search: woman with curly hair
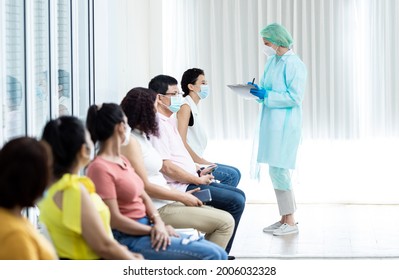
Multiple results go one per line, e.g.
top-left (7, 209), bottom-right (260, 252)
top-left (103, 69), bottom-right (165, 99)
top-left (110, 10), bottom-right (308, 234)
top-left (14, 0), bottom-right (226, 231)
top-left (120, 87), bottom-right (234, 251)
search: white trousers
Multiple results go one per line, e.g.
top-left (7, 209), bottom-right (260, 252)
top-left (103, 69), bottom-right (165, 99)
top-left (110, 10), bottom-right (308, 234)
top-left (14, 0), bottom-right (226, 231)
top-left (274, 189), bottom-right (297, 216)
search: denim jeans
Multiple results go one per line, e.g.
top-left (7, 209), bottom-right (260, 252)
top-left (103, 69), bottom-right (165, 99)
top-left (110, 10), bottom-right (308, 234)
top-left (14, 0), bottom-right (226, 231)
top-left (213, 163), bottom-right (241, 187)
top-left (186, 182), bottom-right (246, 253)
top-left (112, 217), bottom-right (227, 260)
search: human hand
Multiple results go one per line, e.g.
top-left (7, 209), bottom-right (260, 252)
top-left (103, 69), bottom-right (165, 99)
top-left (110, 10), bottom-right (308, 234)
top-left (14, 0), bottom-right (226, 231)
top-left (182, 188), bottom-right (203, 206)
top-left (198, 174), bottom-right (214, 185)
top-left (199, 164), bottom-right (218, 176)
top-left (150, 222), bottom-right (171, 251)
top-left (247, 82), bottom-right (267, 99)
top-left (165, 225), bottom-right (180, 238)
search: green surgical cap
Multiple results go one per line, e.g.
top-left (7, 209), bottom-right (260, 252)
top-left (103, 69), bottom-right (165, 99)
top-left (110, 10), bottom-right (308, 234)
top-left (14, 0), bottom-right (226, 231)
top-left (260, 23), bottom-right (293, 48)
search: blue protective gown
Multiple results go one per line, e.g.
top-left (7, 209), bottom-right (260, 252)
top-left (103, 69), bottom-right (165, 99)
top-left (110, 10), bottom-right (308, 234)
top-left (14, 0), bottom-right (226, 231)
top-left (257, 50), bottom-right (307, 169)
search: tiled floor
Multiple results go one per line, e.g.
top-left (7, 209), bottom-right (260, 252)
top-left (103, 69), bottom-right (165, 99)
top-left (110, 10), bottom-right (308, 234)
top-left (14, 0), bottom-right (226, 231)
top-left (230, 203), bottom-right (399, 259)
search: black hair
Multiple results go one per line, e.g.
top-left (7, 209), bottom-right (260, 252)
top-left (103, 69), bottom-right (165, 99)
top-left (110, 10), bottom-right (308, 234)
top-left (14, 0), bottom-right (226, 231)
top-left (181, 68), bottom-right (204, 97)
top-left (0, 137), bottom-right (52, 209)
top-left (86, 103), bottom-right (125, 144)
top-left (120, 87), bottom-right (159, 137)
top-left (148, 75), bottom-right (178, 95)
top-left (41, 116), bottom-right (86, 179)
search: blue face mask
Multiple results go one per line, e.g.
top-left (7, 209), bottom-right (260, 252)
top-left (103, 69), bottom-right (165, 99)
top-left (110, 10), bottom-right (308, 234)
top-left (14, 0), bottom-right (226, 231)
top-left (168, 95), bottom-right (183, 113)
top-left (198, 85), bottom-right (210, 99)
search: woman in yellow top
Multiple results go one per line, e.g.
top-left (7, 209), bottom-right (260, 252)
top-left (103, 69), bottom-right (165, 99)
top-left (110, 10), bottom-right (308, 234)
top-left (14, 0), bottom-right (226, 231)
top-left (0, 137), bottom-right (57, 260)
top-left (39, 116), bottom-right (142, 260)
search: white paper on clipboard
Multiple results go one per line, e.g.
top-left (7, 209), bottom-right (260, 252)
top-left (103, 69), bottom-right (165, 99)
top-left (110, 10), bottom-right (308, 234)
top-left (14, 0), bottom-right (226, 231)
top-left (227, 84), bottom-right (258, 100)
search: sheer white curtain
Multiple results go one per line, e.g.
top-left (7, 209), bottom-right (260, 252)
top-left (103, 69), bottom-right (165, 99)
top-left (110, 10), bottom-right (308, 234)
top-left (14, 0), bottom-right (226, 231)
top-left (162, 0), bottom-right (399, 204)
top-left (163, 0), bottom-right (261, 140)
top-left (163, 0), bottom-right (399, 140)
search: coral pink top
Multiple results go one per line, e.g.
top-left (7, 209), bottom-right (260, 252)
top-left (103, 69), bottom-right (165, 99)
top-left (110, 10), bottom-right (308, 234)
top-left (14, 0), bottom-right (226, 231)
top-left (87, 155), bottom-right (146, 220)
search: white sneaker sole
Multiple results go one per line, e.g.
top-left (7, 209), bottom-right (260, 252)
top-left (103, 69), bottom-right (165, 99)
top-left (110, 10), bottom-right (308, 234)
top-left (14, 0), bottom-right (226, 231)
top-left (262, 222), bottom-right (283, 233)
top-left (273, 228), bottom-right (299, 236)
top-left (263, 227), bottom-right (280, 233)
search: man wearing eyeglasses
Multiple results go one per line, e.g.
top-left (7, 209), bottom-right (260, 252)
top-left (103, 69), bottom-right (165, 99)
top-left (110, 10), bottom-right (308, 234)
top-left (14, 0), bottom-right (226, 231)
top-left (148, 75), bottom-right (246, 259)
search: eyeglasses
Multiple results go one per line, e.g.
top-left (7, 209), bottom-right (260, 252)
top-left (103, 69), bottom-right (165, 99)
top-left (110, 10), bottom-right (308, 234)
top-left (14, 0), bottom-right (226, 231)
top-left (164, 92), bottom-right (183, 97)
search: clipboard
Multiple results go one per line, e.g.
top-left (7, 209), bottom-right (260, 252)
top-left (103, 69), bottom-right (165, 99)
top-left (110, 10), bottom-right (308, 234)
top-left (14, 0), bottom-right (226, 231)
top-left (227, 84), bottom-right (258, 100)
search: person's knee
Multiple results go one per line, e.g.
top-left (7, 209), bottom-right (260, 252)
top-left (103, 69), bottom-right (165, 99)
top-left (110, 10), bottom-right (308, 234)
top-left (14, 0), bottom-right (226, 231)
top-left (228, 168), bottom-right (241, 184)
top-left (208, 245), bottom-right (228, 260)
top-left (221, 211), bottom-right (235, 231)
top-left (233, 167), bottom-right (241, 178)
top-left (234, 188), bottom-right (246, 202)
top-left (231, 192), bottom-right (246, 211)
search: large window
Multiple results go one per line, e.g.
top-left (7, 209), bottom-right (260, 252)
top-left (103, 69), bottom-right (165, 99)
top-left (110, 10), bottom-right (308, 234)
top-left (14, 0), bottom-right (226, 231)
top-left (31, 0), bottom-right (50, 137)
top-left (76, 0), bottom-right (91, 119)
top-left (0, 0), bottom-right (94, 145)
top-left (2, 0), bottom-right (26, 140)
top-left (56, 0), bottom-right (72, 116)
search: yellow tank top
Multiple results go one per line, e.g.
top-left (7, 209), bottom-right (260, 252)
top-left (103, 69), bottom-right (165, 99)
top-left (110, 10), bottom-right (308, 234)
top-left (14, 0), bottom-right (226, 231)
top-left (38, 174), bottom-right (112, 259)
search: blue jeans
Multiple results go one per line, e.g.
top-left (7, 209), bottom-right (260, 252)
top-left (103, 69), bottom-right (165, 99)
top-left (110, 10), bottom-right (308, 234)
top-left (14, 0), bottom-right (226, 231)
top-left (213, 163), bottom-right (241, 187)
top-left (112, 217), bottom-right (227, 260)
top-left (186, 182), bottom-right (246, 253)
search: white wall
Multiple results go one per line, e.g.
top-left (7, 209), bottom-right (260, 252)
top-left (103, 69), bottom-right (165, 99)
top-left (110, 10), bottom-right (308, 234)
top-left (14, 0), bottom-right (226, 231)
top-left (94, 0), bottom-right (163, 105)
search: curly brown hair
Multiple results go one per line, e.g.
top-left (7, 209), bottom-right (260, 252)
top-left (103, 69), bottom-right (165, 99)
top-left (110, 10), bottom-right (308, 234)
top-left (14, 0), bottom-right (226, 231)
top-left (120, 87), bottom-right (159, 137)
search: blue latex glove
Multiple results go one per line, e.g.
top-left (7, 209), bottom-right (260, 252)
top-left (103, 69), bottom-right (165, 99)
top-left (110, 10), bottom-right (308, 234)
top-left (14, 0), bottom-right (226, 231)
top-left (247, 82), bottom-right (267, 99)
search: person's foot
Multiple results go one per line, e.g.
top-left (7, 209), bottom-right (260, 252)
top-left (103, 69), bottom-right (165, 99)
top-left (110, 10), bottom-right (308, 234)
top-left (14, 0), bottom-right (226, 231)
top-left (262, 221), bottom-right (283, 233)
top-left (272, 223), bottom-right (299, 236)
top-left (228, 255), bottom-right (236, 260)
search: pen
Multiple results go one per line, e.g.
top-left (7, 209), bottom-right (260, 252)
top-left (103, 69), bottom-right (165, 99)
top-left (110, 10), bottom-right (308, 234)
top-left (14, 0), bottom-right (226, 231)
top-left (252, 78), bottom-right (255, 85)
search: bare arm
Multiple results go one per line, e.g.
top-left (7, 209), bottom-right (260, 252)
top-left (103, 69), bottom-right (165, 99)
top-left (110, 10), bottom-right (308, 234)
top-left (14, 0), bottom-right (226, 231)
top-left (79, 186), bottom-right (142, 260)
top-left (161, 159), bottom-right (214, 186)
top-left (102, 197), bottom-right (152, 236)
top-left (176, 104), bottom-right (212, 165)
top-left (121, 136), bottom-right (203, 206)
top-left (141, 191), bottom-right (172, 250)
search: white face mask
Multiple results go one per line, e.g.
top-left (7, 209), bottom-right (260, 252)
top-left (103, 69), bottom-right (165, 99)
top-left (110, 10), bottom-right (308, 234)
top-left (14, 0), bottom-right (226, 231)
top-left (263, 45), bottom-right (276, 56)
top-left (122, 124), bottom-right (131, 146)
top-left (87, 146), bottom-right (95, 161)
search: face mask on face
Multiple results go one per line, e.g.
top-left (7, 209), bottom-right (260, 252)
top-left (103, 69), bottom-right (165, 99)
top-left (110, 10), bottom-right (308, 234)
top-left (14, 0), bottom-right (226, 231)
top-left (122, 124), bottom-right (131, 146)
top-left (168, 95), bottom-right (183, 113)
top-left (263, 45), bottom-right (276, 56)
top-left (198, 85), bottom-right (210, 99)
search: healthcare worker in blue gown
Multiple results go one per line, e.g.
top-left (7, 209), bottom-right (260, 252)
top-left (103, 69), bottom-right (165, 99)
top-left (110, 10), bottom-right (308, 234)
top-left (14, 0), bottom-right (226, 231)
top-left (249, 23), bottom-right (307, 236)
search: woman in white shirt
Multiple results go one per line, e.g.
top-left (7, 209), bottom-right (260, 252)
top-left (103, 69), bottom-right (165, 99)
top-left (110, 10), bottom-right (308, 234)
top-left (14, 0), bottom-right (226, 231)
top-left (120, 87), bottom-right (234, 251)
top-left (177, 68), bottom-right (241, 187)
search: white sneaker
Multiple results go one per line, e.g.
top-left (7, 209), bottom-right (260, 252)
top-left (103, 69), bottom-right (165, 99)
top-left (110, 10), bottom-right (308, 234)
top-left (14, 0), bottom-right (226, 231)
top-left (272, 223), bottom-right (299, 236)
top-left (263, 221), bottom-right (283, 233)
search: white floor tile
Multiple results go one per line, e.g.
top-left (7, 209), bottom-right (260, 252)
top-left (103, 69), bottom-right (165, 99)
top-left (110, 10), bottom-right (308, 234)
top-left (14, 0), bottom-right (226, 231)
top-left (231, 203), bottom-right (399, 259)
